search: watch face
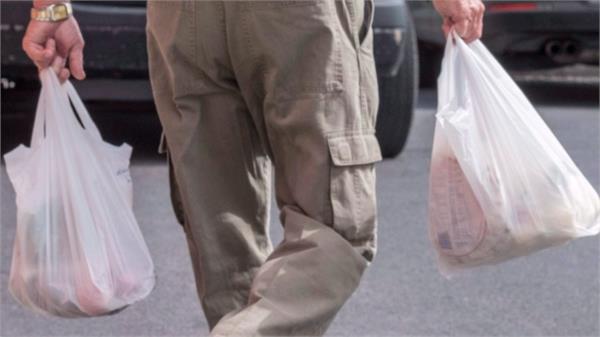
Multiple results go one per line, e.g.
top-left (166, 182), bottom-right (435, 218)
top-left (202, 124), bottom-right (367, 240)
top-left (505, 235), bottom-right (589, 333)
top-left (50, 4), bottom-right (71, 21)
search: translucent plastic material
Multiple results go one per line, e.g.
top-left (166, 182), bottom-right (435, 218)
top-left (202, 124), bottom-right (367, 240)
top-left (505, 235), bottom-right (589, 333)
top-left (4, 69), bottom-right (155, 317)
top-left (428, 32), bottom-right (600, 277)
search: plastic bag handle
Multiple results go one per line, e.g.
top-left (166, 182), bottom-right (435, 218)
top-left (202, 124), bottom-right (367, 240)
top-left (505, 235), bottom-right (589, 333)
top-left (31, 86), bottom-right (47, 146)
top-left (64, 81), bottom-right (103, 141)
top-left (438, 30), bottom-right (459, 108)
top-left (30, 69), bottom-right (102, 146)
top-left (438, 29), bottom-right (472, 112)
top-left (31, 69), bottom-right (67, 145)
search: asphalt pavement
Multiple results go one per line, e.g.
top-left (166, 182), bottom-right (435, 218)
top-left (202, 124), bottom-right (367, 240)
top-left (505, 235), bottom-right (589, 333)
top-left (1, 85), bottom-right (599, 337)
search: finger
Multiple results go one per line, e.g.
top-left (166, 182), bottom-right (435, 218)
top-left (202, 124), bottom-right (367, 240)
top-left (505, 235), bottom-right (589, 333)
top-left (462, 22), bottom-right (476, 43)
top-left (454, 18), bottom-right (470, 39)
top-left (68, 44), bottom-right (86, 80)
top-left (23, 40), bottom-right (52, 70)
top-left (464, 3), bottom-right (485, 43)
top-left (58, 68), bottom-right (71, 83)
top-left (442, 17), bottom-right (452, 38)
top-left (43, 38), bottom-right (56, 61)
top-left (474, 3), bottom-right (485, 39)
top-left (470, 15), bottom-right (483, 42)
top-left (463, 17), bottom-right (480, 43)
top-left (50, 54), bottom-right (66, 76)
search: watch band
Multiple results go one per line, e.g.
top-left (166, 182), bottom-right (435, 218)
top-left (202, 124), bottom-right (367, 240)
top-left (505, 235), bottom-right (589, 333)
top-left (31, 3), bottom-right (72, 22)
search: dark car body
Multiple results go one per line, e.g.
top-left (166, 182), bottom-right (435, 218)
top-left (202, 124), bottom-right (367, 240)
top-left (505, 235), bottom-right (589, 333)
top-left (2, 0), bottom-right (411, 96)
top-left (1, 0), bottom-right (418, 158)
top-left (2, 1), bottom-right (149, 100)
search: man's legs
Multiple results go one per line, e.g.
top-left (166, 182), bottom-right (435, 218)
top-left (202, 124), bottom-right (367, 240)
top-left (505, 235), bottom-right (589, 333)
top-left (146, 1), bottom-right (273, 329)
top-left (211, 1), bottom-right (381, 335)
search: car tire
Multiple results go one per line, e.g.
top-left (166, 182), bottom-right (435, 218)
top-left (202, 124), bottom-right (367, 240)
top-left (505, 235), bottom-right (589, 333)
top-left (375, 16), bottom-right (418, 159)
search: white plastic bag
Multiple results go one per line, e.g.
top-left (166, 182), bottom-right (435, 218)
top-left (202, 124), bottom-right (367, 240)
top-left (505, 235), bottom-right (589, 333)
top-left (428, 32), bottom-right (600, 277)
top-left (4, 69), bottom-right (155, 317)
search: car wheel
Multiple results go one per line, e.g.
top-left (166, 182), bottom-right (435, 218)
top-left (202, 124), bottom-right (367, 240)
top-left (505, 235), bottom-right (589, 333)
top-left (375, 16), bottom-right (418, 159)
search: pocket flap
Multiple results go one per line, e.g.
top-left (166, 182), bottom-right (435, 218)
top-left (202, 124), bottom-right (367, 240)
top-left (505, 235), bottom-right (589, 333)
top-left (328, 134), bottom-right (382, 166)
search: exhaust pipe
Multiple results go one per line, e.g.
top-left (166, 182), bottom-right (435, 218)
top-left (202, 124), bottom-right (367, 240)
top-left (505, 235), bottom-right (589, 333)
top-left (545, 39), bottom-right (580, 64)
top-left (544, 40), bottom-right (562, 58)
top-left (563, 40), bottom-right (579, 56)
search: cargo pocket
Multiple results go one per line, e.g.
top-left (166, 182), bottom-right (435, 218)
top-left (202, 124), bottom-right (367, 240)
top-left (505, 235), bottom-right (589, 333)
top-left (328, 133), bottom-right (382, 253)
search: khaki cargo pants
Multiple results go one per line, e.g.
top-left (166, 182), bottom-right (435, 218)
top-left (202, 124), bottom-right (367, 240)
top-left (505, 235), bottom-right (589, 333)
top-left (146, 0), bottom-right (381, 335)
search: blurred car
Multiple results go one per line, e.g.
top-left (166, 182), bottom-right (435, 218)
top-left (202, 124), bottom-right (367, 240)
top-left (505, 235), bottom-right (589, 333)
top-left (409, 0), bottom-right (600, 86)
top-left (1, 0), bottom-right (419, 158)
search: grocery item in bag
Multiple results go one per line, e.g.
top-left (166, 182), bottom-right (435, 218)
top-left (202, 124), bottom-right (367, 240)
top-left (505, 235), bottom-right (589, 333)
top-left (428, 32), bottom-right (600, 277)
top-left (4, 69), bottom-right (155, 317)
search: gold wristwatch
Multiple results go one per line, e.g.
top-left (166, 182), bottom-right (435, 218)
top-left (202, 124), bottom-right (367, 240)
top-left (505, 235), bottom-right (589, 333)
top-left (31, 2), bottom-right (72, 22)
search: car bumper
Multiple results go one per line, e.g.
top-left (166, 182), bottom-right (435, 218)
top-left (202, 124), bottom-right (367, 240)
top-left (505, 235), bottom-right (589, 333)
top-left (483, 2), bottom-right (599, 65)
top-left (409, 0), bottom-right (599, 69)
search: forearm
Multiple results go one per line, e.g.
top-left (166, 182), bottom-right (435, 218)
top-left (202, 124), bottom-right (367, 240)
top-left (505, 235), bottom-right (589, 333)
top-left (33, 0), bottom-right (69, 9)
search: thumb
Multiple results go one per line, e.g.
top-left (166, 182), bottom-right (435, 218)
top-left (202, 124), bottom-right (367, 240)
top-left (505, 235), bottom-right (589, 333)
top-left (43, 38), bottom-right (56, 61)
top-left (68, 44), bottom-right (86, 80)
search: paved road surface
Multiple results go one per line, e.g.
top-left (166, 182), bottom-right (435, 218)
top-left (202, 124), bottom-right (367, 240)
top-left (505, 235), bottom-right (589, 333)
top-left (1, 85), bottom-right (599, 337)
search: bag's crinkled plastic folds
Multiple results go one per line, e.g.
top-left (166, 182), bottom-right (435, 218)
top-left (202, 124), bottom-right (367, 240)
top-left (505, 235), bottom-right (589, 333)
top-left (4, 69), bottom-right (155, 317)
top-left (428, 32), bottom-right (600, 277)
